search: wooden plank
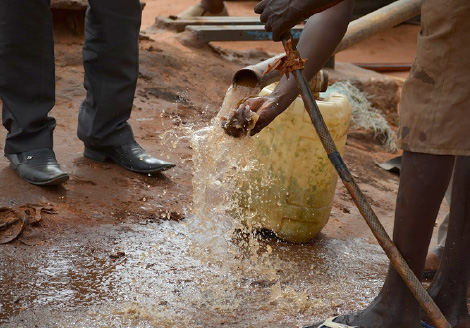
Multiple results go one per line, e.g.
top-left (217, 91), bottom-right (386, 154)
top-left (154, 16), bottom-right (262, 33)
top-left (185, 24), bottom-right (303, 42)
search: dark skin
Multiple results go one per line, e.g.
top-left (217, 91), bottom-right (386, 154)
top-left (255, 0), bottom-right (347, 41)
top-left (427, 156), bottom-right (470, 328)
top-left (223, 0), bottom-right (353, 137)
top-left (227, 1), bottom-right (470, 327)
top-left (309, 153), bottom-right (470, 328)
top-left (305, 152), bottom-right (470, 328)
top-left (201, 0), bottom-right (345, 18)
top-left (200, 0), bottom-right (225, 13)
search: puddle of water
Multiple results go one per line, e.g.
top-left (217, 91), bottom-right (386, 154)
top-left (0, 84), bottom-right (388, 327)
top-left (0, 221), bottom-right (387, 327)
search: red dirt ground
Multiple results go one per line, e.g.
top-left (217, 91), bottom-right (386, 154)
top-left (0, 2), bottom-right (456, 325)
top-left (0, 0), bottom-right (447, 260)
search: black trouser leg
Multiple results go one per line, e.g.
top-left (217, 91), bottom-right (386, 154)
top-left (0, 0), bottom-right (56, 154)
top-left (78, 0), bottom-right (141, 148)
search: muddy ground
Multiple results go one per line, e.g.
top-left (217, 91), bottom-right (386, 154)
top-left (0, 2), bottom-right (452, 327)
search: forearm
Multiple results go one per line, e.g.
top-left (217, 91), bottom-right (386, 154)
top-left (269, 0), bottom-right (353, 112)
top-left (305, 0), bottom-right (348, 18)
top-left (223, 0), bottom-right (353, 137)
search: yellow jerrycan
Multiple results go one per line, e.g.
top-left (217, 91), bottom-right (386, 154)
top-left (235, 74), bottom-right (352, 243)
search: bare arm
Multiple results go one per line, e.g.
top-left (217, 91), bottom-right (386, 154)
top-left (223, 0), bottom-right (353, 137)
top-left (267, 0), bottom-right (353, 118)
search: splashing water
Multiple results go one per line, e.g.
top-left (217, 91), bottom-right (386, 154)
top-left (190, 84), bottom-right (267, 261)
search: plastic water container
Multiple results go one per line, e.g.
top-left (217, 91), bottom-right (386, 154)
top-left (236, 82), bottom-right (352, 243)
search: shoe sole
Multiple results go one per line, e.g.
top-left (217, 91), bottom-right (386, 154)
top-left (24, 174), bottom-right (70, 186)
top-left (84, 147), bottom-right (176, 174)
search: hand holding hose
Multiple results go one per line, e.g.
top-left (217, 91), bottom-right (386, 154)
top-left (255, 0), bottom-right (346, 41)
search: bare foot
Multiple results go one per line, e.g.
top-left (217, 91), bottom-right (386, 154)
top-left (426, 279), bottom-right (470, 328)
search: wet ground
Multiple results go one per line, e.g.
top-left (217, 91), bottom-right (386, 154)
top-left (0, 2), bottom-right (452, 327)
top-left (1, 216), bottom-right (391, 327)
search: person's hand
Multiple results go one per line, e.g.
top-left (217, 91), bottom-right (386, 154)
top-left (222, 96), bottom-right (283, 137)
top-left (254, 0), bottom-right (345, 41)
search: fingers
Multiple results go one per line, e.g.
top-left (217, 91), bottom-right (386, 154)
top-left (254, 0), bottom-right (269, 14)
top-left (244, 97), bottom-right (266, 113)
top-left (255, 0), bottom-right (277, 39)
top-left (259, 10), bottom-right (269, 24)
top-left (259, 13), bottom-right (293, 42)
top-left (222, 97), bottom-right (277, 137)
top-left (271, 25), bottom-right (281, 42)
top-left (273, 18), bottom-right (303, 42)
top-left (221, 121), bottom-right (242, 138)
top-left (222, 104), bottom-right (254, 138)
top-left (231, 106), bottom-right (251, 128)
top-left (254, 0), bottom-right (306, 42)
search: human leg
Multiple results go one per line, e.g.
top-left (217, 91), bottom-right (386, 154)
top-left (0, 0), bottom-right (68, 185)
top-left (78, 0), bottom-right (141, 148)
top-left (0, 0), bottom-right (56, 154)
top-left (79, 0), bottom-right (174, 173)
top-left (426, 156), bottom-right (470, 328)
top-left (308, 151), bottom-right (454, 328)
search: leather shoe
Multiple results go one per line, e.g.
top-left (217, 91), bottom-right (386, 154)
top-left (84, 142), bottom-right (175, 174)
top-left (5, 148), bottom-right (69, 186)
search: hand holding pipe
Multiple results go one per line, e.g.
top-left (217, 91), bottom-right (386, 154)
top-left (279, 31), bottom-right (451, 328)
top-left (255, 0), bottom-right (345, 41)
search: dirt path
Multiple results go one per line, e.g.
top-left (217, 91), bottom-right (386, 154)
top-left (0, 3), bottom-right (451, 327)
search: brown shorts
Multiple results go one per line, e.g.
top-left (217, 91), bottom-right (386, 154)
top-left (397, 0), bottom-right (470, 156)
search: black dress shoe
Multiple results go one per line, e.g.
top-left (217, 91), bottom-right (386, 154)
top-left (84, 142), bottom-right (176, 174)
top-left (5, 148), bottom-right (69, 186)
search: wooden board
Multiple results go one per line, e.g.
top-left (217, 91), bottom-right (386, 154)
top-left (154, 16), bottom-right (262, 33)
top-left (185, 24), bottom-right (303, 42)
